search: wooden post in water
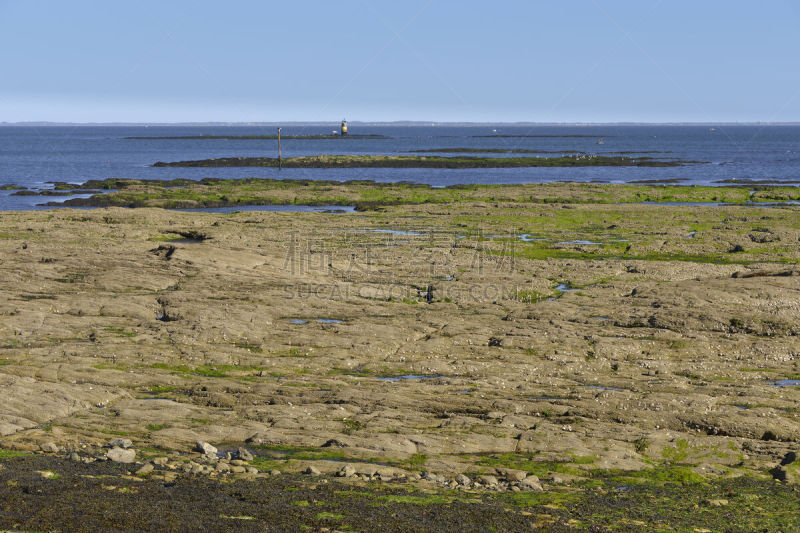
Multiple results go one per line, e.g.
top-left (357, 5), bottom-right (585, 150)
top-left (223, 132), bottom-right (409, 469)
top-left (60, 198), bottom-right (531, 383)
top-left (277, 127), bottom-right (282, 170)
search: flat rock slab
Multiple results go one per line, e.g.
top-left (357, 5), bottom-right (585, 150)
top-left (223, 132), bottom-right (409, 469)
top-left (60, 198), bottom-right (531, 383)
top-left (0, 373), bottom-right (123, 436)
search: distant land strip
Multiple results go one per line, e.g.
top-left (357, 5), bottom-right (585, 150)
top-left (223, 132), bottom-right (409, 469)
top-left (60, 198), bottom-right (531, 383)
top-left (125, 134), bottom-right (390, 140)
top-left (151, 154), bottom-right (696, 169)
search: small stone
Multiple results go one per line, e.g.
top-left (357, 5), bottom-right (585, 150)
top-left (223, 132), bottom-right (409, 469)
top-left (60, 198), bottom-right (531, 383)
top-left (107, 447), bottom-right (136, 464)
top-left (247, 467), bottom-right (259, 475)
top-left (136, 463), bottom-right (154, 476)
top-left (455, 474), bottom-right (471, 486)
top-left (108, 438), bottom-right (132, 449)
top-left (338, 464), bottom-right (356, 477)
top-left (707, 499), bottom-right (729, 507)
top-left (230, 459), bottom-right (248, 467)
top-left (194, 441), bottom-right (217, 456)
top-left (479, 475), bottom-right (499, 486)
top-left (70, 452), bottom-right (81, 462)
top-left (189, 465), bottom-right (203, 474)
top-left (268, 469), bottom-right (281, 476)
top-left (215, 462), bottom-right (230, 473)
top-left (40, 442), bottom-right (60, 454)
top-left (231, 465), bottom-right (246, 474)
top-left (235, 447), bottom-right (254, 461)
top-left (304, 466), bottom-right (321, 476)
top-left (152, 457), bottom-right (169, 466)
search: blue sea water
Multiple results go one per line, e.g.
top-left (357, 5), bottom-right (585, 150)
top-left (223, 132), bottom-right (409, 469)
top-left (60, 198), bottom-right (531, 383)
top-left (1, 124), bottom-right (800, 210)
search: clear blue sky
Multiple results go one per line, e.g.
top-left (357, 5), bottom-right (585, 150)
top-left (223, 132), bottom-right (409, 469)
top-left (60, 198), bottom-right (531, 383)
top-left (2, 0), bottom-right (800, 123)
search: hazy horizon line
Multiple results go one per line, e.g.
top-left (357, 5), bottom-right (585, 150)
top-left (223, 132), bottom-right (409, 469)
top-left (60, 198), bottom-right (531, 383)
top-left (4, 121), bottom-right (800, 127)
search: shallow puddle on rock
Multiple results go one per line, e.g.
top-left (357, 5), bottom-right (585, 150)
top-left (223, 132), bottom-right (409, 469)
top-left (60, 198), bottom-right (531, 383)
top-left (367, 229), bottom-right (422, 236)
top-left (769, 380), bottom-right (800, 387)
top-left (548, 283), bottom-right (581, 302)
top-left (557, 240), bottom-right (602, 245)
top-left (289, 318), bottom-right (343, 324)
top-left (581, 383), bottom-right (623, 391)
top-left (519, 234), bottom-right (547, 242)
top-left (377, 375), bottom-right (446, 382)
top-left (170, 238), bottom-right (205, 244)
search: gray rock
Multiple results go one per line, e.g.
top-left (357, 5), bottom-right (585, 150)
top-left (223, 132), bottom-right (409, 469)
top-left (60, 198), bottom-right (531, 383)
top-left (235, 447), bottom-right (253, 461)
top-left (505, 470), bottom-right (527, 482)
top-left (268, 469), bottom-right (281, 476)
top-left (247, 467), bottom-right (259, 475)
top-left (304, 466), bottom-right (321, 476)
top-left (215, 462), bottom-right (230, 473)
top-left (69, 452), bottom-right (81, 462)
top-left (339, 464), bottom-right (356, 478)
top-left (194, 441), bottom-right (217, 456)
top-left (455, 474), bottom-right (471, 486)
top-left (479, 475), bottom-right (499, 486)
top-left (109, 438), bottom-right (132, 449)
top-left (231, 465), bottom-right (246, 474)
top-left (39, 442), bottom-right (59, 454)
top-left (136, 463), bottom-right (154, 476)
top-left (357, 466), bottom-right (378, 477)
top-left (107, 447), bottom-right (136, 464)
top-left (230, 459), bottom-right (248, 467)
top-left (152, 457), bottom-right (169, 466)
top-left (520, 476), bottom-right (544, 491)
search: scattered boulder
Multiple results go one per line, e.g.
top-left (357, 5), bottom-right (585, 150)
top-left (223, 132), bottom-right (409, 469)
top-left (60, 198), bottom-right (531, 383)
top-left (304, 466), bottom-right (321, 476)
top-left (520, 475), bottom-right (544, 491)
top-left (39, 442), bottom-right (59, 454)
top-left (235, 447), bottom-right (253, 461)
top-left (136, 463), bottom-right (154, 476)
top-left (108, 438), bottom-right (132, 449)
top-left (107, 447), bottom-right (136, 464)
top-left (479, 475), bottom-right (499, 486)
top-left (455, 474), bottom-right (471, 486)
top-left (195, 441), bottom-right (217, 456)
top-left (338, 464), bottom-right (356, 478)
top-left (504, 470), bottom-right (528, 482)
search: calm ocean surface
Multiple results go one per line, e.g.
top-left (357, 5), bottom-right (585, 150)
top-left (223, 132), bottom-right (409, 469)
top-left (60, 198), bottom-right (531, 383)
top-left (1, 124), bottom-right (799, 210)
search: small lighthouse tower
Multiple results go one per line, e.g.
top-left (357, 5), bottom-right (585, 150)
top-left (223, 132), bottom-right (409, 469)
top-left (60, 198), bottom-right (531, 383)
top-left (340, 119), bottom-right (349, 136)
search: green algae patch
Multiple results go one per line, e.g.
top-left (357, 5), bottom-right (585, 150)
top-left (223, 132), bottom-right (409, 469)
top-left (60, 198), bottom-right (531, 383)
top-left (45, 179), bottom-right (798, 210)
top-left (0, 449), bottom-right (28, 459)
